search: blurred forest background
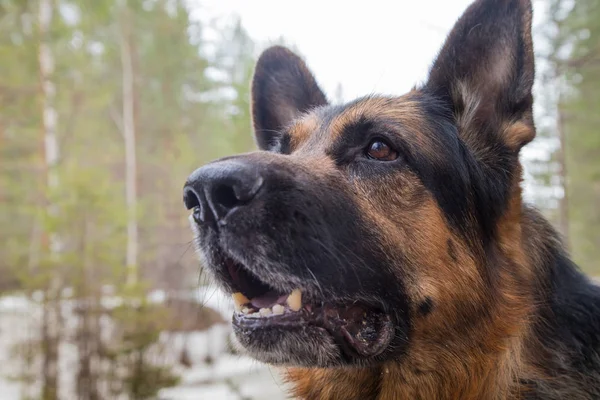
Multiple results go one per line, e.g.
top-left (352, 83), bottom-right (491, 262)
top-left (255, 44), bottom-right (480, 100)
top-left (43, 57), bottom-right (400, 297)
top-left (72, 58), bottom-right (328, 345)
top-left (0, 0), bottom-right (598, 399)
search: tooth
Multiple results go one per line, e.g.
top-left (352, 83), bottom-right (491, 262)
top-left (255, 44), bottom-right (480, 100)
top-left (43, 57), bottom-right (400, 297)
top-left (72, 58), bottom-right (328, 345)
top-left (286, 289), bottom-right (302, 312)
top-left (247, 312), bottom-right (261, 318)
top-left (259, 308), bottom-right (272, 317)
top-left (232, 292), bottom-right (249, 312)
top-left (242, 307), bottom-right (251, 314)
top-left (272, 304), bottom-right (285, 315)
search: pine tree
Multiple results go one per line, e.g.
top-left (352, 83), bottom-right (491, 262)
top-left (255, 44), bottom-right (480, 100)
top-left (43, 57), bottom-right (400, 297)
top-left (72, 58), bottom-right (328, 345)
top-left (561, 0), bottom-right (600, 272)
top-left (534, 0), bottom-right (600, 273)
top-left (0, 0), bottom-right (260, 396)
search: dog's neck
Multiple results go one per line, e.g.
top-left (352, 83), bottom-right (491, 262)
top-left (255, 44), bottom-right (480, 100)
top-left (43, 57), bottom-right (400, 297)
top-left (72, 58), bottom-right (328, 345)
top-left (285, 355), bottom-right (520, 400)
top-left (283, 204), bottom-right (586, 400)
top-left (284, 325), bottom-right (527, 400)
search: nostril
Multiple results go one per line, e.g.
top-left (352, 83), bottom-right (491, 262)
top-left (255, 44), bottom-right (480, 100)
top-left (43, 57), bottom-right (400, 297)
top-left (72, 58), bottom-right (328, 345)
top-left (188, 162), bottom-right (264, 222)
top-left (183, 187), bottom-right (201, 210)
top-left (213, 184), bottom-right (239, 210)
top-left (236, 175), bottom-right (264, 203)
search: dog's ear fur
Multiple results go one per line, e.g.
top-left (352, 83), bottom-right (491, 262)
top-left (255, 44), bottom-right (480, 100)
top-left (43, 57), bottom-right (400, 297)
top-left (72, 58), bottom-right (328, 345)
top-left (425, 0), bottom-right (535, 153)
top-left (251, 46), bottom-right (328, 150)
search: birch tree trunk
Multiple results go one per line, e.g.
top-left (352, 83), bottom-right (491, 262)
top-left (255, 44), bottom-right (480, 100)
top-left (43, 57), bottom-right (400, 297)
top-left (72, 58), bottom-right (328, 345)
top-left (120, 0), bottom-right (139, 286)
top-left (38, 0), bottom-right (61, 398)
top-left (39, 0), bottom-right (60, 215)
top-left (556, 98), bottom-right (570, 250)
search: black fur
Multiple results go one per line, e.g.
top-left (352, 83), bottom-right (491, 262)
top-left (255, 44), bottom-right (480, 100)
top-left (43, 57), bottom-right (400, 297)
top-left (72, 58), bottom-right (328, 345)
top-left (521, 209), bottom-right (600, 398)
top-left (251, 46), bottom-right (328, 151)
top-left (186, 152), bottom-right (412, 366)
top-left (184, 0), bottom-right (600, 396)
top-left (418, 297), bottom-right (434, 317)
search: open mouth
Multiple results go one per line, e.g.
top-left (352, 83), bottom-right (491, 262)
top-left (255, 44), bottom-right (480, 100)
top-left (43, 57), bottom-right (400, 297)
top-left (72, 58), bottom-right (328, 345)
top-left (223, 257), bottom-right (395, 359)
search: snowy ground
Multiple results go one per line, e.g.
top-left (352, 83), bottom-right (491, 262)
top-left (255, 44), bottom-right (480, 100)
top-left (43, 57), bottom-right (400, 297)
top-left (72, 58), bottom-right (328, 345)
top-left (158, 355), bottom-right (289, 400)
top-left (0, 289), bottom-right (289, 399)
top-left (156, 288), bottom-right (290, 399)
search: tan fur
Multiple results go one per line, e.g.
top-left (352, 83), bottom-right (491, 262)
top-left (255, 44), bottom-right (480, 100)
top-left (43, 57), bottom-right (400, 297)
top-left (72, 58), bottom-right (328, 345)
top-left (242, 1), bottom-right (548, 397)
top-left (328, 96), bottom-right (424, 141)
top-left (283, 104), bottom-right (539, 400)
top-left (285, 216), bottom-right (534, 399)
top-left (503, 121), bottom-right (536, 151)
top-left (289, 115), bottom-right (322, 151)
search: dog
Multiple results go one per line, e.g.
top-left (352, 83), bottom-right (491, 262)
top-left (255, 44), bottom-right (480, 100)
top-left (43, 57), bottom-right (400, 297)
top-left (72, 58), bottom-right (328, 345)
top-left (183, 0), bottom-right (600, 398)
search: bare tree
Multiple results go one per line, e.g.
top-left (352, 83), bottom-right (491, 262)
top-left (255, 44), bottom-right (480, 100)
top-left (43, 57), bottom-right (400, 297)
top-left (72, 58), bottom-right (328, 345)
top-left (38, 0), bottom-right (61, 397)
top-left (546, 0), bottom-right (571, 249)
top-left (119, 0), bottom-right (139, 286)
top-left (556, 97), bottom-right (570, 250)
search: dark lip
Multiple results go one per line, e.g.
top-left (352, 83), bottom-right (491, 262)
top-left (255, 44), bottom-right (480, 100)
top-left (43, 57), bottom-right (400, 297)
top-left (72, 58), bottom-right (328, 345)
top-left (233, 300), bottom-right (395, 359)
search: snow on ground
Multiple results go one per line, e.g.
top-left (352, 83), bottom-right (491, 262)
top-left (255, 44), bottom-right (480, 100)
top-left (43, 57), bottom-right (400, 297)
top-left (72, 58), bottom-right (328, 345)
top-left (157, 287), bottom-right (290, 399)
top-left (158, 355), bottom-right (289, 400)
top-left (0, 288), bottom-right (289, 399)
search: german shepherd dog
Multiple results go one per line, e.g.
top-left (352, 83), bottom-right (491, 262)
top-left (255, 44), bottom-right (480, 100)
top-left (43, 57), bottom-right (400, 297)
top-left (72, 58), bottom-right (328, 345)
top-left (183, 0), bottom-right (600, 398)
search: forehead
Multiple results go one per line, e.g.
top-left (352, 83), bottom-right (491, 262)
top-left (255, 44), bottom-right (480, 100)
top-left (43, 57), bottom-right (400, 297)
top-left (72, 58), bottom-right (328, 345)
top-left (282, 92), bottom-right (475, 240)
top-left (286, 94), bottom-right (429, 153)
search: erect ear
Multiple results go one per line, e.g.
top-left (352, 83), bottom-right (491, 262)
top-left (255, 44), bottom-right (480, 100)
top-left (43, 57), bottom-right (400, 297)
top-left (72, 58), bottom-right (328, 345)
top-left (251, 46), bottom-right (328, 150)
top-left (425, 0), bottom-right (535, 153)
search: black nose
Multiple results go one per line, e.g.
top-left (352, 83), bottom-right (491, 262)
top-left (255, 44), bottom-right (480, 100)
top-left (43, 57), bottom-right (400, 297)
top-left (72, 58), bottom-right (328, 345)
top-left (183, 160), bottom-right (264, 224)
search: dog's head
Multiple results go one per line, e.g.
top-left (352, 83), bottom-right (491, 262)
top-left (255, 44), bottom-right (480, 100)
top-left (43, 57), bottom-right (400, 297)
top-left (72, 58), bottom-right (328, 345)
top-left (184, 0), bottom-right (535, 368)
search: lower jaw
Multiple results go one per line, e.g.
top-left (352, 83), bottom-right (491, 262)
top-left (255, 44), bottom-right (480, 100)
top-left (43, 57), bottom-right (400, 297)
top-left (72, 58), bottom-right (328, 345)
top-left (233, 323), bottom-right (343, 367)
top-left (231, 304), bottom-right (395, 361)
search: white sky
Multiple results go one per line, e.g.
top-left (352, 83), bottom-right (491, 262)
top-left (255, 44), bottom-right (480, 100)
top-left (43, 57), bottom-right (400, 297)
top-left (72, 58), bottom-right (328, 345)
top-left (192, 0), bottom-right (552, 202)
top-left (195, 0), bottom-right (545, 102)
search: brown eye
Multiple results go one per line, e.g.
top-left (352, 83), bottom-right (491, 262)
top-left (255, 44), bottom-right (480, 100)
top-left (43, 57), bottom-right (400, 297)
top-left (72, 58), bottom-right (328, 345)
top-left (366, 140), bottom-right (398, 161)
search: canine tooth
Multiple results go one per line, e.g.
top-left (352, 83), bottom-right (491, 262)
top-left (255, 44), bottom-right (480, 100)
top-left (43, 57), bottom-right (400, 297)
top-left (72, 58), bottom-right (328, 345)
top-left (272, 304), bottom-right (285, 315)
top-left (259, 308), bottom-right (272, 317)
top-left (232, 292), bottom-right (249, 311)
top-left (242, 307), bottom-right (251, 314)
top-left (286, 289), bottom-right (302, 312)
